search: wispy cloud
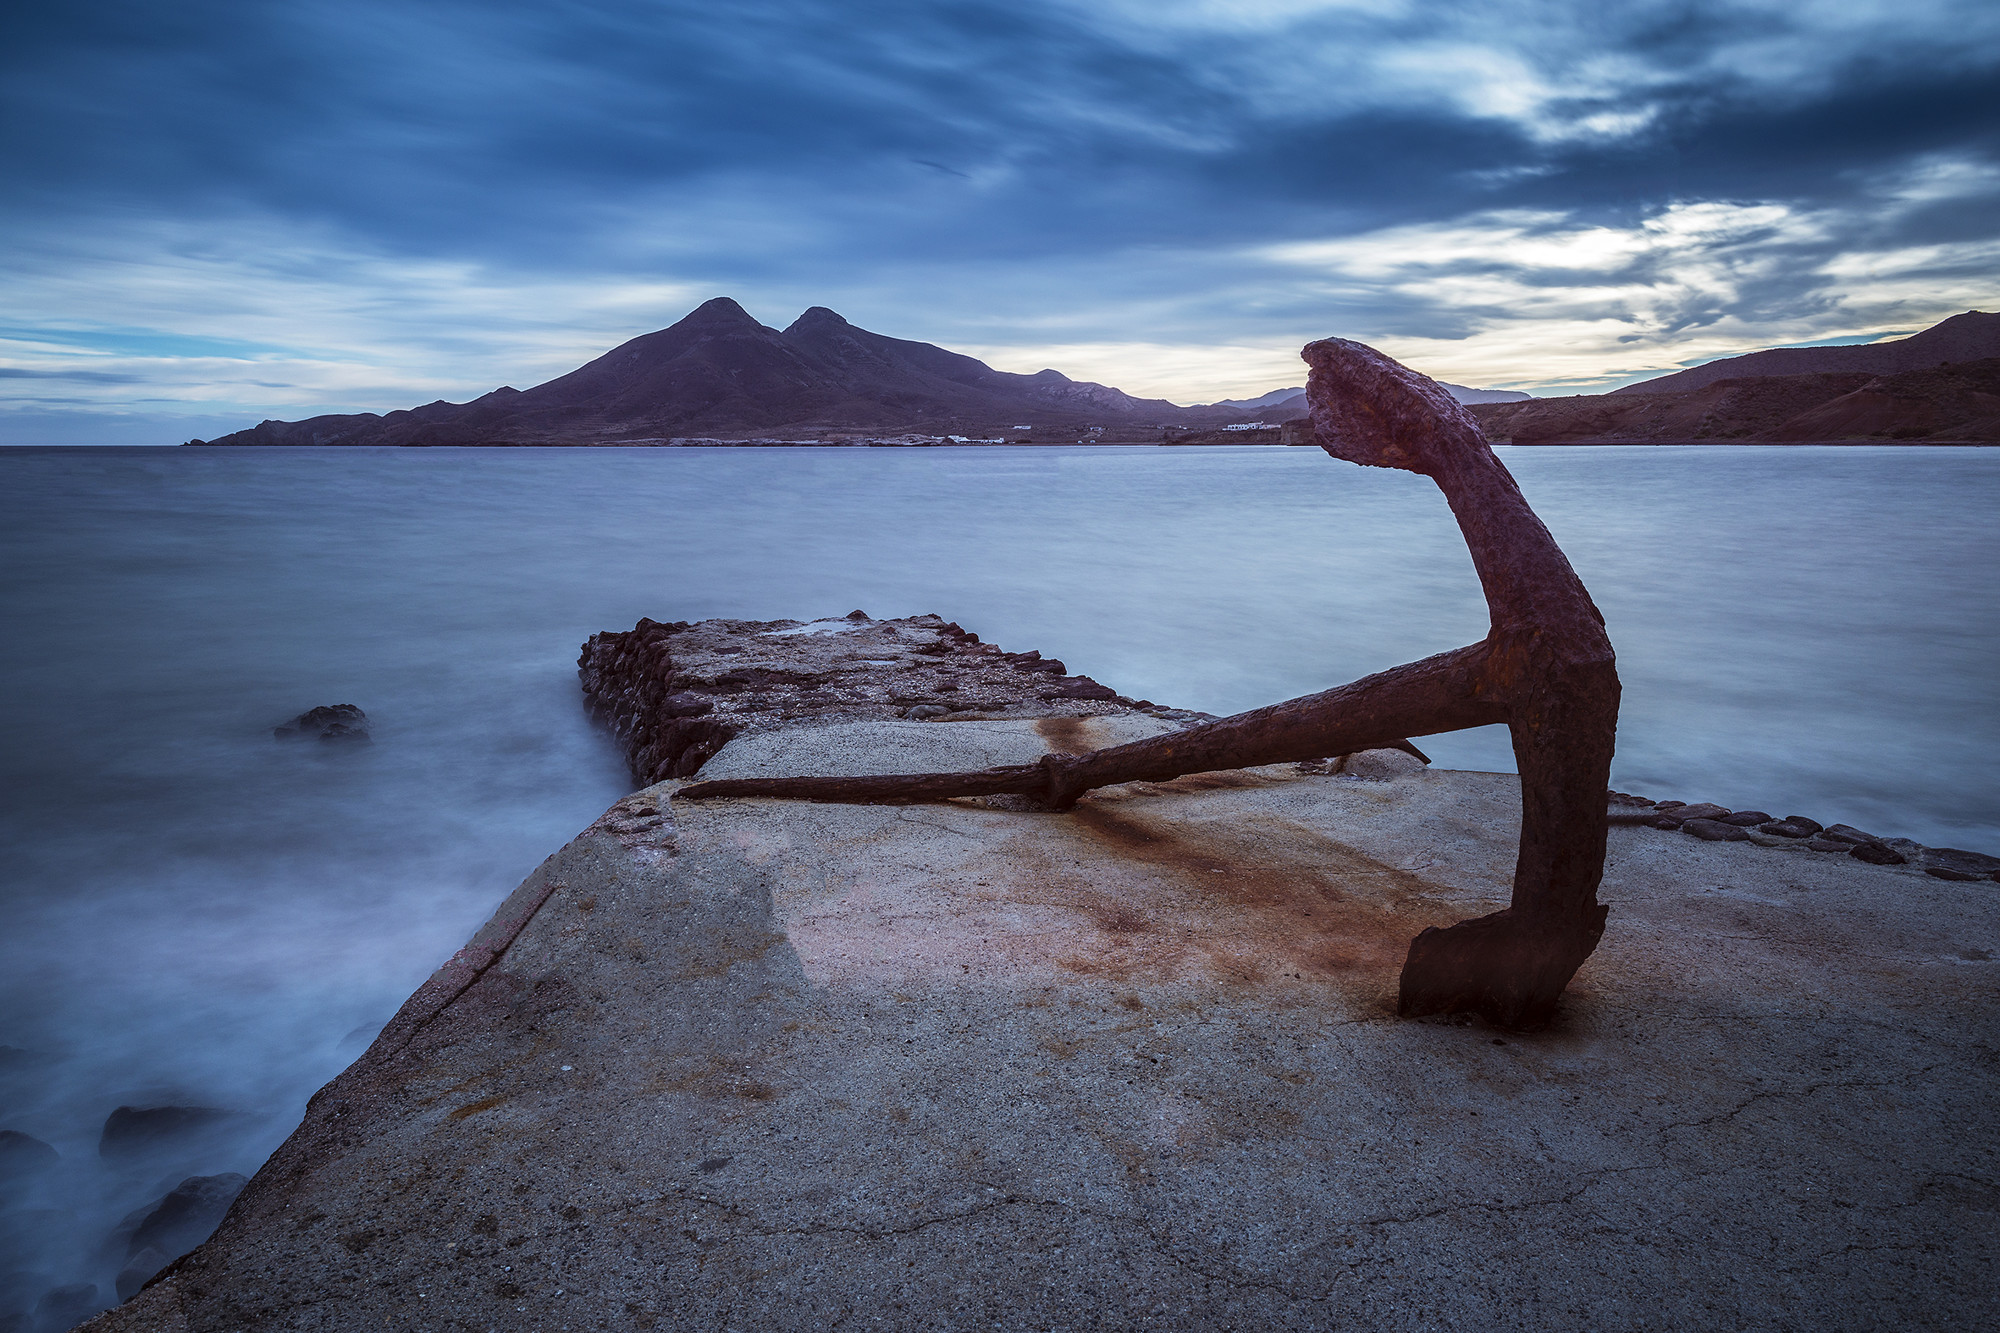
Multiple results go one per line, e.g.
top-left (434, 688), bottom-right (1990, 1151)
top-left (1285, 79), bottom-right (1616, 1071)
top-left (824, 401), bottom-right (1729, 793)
top-left (0, 367), bottom-right (146, 384)
top-left (1, 0), bottom-right (1996, 438)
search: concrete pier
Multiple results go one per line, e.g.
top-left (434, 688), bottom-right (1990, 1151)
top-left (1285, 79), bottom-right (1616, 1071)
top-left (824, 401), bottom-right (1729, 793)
top-left (88, 711), bottom-right (1996, 1330)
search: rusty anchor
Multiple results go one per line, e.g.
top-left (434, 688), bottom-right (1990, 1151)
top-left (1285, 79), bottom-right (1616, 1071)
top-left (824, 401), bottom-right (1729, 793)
top-left (682, 337), bottom-right (1620, 1028)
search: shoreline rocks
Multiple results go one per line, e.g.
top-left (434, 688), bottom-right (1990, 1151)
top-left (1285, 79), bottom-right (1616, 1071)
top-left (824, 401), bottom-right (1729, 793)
top-left (1609, 791), bottom-right (1995, 877)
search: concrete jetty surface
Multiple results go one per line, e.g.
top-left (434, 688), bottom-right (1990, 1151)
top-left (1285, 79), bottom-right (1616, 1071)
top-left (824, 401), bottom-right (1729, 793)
top-left (85, 712), bottom-right (1996, 1330)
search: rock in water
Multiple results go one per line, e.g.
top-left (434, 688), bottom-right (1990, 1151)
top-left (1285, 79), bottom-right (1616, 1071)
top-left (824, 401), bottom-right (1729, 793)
top-left (97, 1106), bottom-right (238, 1160)
top-left (127, 1173), bottom-right (248, 1259)
top-left (0, 1045), bottom-right (48, 1073)
top-left (114, 1249), bottom-right (168, 1304)
top-left (31, 1283), bottom-right (100, 1330)
top-left (273, 704), bottom-right (370, 743)
top-left (113, 1174), bottom-right (248, 1299)
top-left (0, 1130), bottom-right (58, 1181)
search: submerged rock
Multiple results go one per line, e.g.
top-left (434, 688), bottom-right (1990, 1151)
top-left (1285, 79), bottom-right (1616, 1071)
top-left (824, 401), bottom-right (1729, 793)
top-left (0, 1048), bottom-right (50, 1075)
top-left (126, 1174), bottom-right (247, 1261)
top-left (0, 1268), bottom-right (50, 1316)
top-left (31, 1283), bottom-right (99, 1331)
top-left (0, 1132), bottom-right (57, 1182)
top-left (97, 1106), bottom-right (237, 1161)
top-left (108, 1174), bottom-right (247, 1301)
top-left (273, 704), bottom-right (370, 743)
top-left (113, 1249), bottom-right (166, 1304)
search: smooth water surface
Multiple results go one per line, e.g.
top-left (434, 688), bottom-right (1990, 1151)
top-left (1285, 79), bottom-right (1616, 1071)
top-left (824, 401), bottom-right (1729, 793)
top-left (1, 443), bottom-right (1996, 1312)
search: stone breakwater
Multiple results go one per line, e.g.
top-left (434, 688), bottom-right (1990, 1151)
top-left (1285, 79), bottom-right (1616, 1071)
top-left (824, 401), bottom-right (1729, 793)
top-left (1607, 791), bottom-right (2000, 881)
top-left (577, 611), bottom-right (1211, 785)
top-left (578, 611), bottom-right (2000, 881)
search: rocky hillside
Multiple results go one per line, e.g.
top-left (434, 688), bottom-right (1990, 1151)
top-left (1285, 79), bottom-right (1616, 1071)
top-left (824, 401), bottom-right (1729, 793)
top-left (200, 299), bottom-right (1259, 446)
top-left (1613, 310), bottom-right (2000, 395)
top-left (1767, 357), bottom-right (2000, 441)
top-left (1472, 357), bottom-right (2000, 444)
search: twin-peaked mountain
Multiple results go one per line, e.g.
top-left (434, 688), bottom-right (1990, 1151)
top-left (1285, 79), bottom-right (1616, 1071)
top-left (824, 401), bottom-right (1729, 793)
top-left (205, 298), bottom-right (1261, 446)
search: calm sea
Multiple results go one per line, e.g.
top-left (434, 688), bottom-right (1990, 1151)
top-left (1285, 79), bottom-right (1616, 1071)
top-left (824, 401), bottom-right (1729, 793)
top-left (1, 443), bottom-right (1996, 1312)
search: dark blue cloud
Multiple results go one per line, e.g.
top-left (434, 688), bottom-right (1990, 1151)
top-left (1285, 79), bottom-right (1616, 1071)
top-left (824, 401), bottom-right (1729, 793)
top-left (5, 0), bottom-right (1996, 266)
top-left (3, 0), bottom-right (1998, 436)
top-left (1502, 63), bottom-right (2000, 214)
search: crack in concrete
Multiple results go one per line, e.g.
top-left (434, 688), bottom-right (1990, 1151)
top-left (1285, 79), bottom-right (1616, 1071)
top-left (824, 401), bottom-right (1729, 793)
top-left (894, 808), bottom-right (988, 841)
top-left (1649, 1060), bottom-right (1951, 1139)
top-left (619, 1182), bottom-right (1326, 1306)
top-left (372, 875), bottom-right (568, 1059)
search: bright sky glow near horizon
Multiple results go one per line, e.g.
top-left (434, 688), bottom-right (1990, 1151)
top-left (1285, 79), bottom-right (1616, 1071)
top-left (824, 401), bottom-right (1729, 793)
top-left (3, 0), bottom-right (1998, 443)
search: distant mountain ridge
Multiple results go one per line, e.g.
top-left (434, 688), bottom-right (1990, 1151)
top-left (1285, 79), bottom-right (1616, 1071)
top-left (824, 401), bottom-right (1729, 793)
top-left (1459, 311), bottom-right (2000, 444)
top-left (1439, 383), bottom-right (1533, 405)
top-left (205, 299), bottom-right (1280, 446)
top-left (1471, 356), bottom-right (2000, 444)
top-left (1209, 387), bottom-right (1309, 411)
top-left (1614, 311), bottom-right (2000, 395)
top-left (1211, 382), bottom-right (1528, 413)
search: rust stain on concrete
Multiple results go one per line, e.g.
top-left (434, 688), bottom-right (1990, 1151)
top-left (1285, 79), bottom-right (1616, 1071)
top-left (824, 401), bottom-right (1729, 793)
top-left (1032, 800), bottom-right (1466, 1007)
top-left (447, 1094), bottom-right (508, 1122)
top-left (1033, 715), bottom-right (1095, 754)
top-left (778, 778), bottom-right (1474, 1012)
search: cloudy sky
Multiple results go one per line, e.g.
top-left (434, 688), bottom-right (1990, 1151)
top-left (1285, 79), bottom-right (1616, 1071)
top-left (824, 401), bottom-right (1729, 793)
top-left (4, 0), bottom-right (1998, 442)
